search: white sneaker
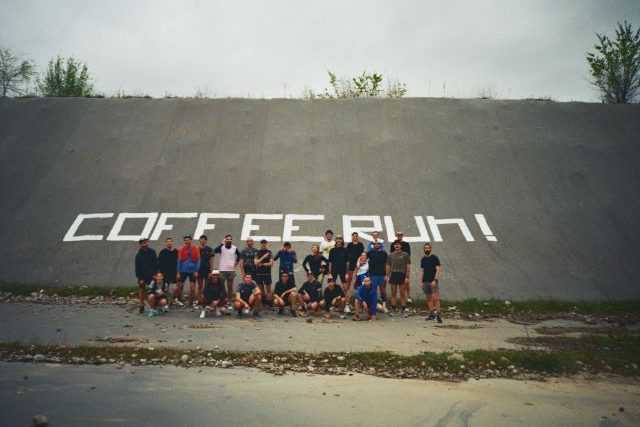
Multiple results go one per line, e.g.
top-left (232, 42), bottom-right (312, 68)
top-left (242, 308), bottom-right (250, 315)
top-left (175, 300), bottom-right (184, 307)
top-left (377, 303), bottom-right (384, 312)
top-left (382, 303), bottom-right (389, 314)
top-left (407, 298), bottom-right (413, 305)
top-left (344, 305), bottom-right (351, 314)
top-left (199, 310), bottom-right (206, 319)
top-left (215, 307), bottom-right (222, 317)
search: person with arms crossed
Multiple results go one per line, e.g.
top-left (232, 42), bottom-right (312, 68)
top-left (387, 241), bottom-right (411, 313)
top-left (214, 234), bottom-right (241, 307)
top-left (273, 271), bottom-right (299, 317)
top-left (135, 238), bottom-right (158, 314)
top-left (234, 274), bottom-right (262, 317)
top-left (421, 243), bottom-right (442, 323)
top-left (175, 235), bottom-right (200, 306)
top-left (254, 239), bottom-right (274, 304)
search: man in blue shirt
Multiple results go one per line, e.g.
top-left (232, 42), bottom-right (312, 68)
top-left (274, 241), bottom-right (298, 284)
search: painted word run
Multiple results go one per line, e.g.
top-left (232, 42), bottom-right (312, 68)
top-left (63, 213), bottom-right (498, 243)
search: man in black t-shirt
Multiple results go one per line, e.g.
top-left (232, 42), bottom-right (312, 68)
top-left (390, 232), bottom-right (413, 303)
top-left (367, 241), bottom-right (388, 313)
top-left (135, 238), bottom-right (158, 314)
top-left (328, 236), bottom-right (348, 286)
top-left (420, 243), bottom-right (442, 323)
top-left (321, 276), bottom-right (346, 317)
top-left (345, 232), bottom-right (365, 295)
top-left (299, 272), bottom-right (322, 315)
top-left (200, 270), bottom-right (227, 318)
top-left (254, 239), bottom-right (274, 303)
top-left (197, 235), bottom-right (214, 306)
top-left (273, 271), bottom-right (298, 316)
top-left (158, 238), bottom-right (178, 296)
top-left (234, 274), bottom-right (262, 317)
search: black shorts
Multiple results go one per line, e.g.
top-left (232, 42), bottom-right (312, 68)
top-left (276, 292), bottom-right (293, 305)
top-left (389, 272), bottom-right (406, 285)
top-left (179, 272), bottom-right (196, 283)
top-left (332, 271), bottom-right (347, 283)
top-left (422, 280), bottom-right (439, 295)
top-left (204, 292), bottom-right (226, 305)
top-left (255, 273), bottom-right (272, 286)
top-left (198, 269), bottom-right (210, 279)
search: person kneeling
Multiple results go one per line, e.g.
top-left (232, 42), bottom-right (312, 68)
top-left (147, 272), bottom-right (169, 317)
top-left (321, 276), bottom-right (346, 318)
top-left (234, 274), bottom-right (262, 317)
top-left (273, 271), bottom-right (299, 317)
top-left (200, 270), bottom-right (227, 319)
top-left (354, 277), bottom-right (377, 321)
top-left (298, 272), bottom-right (322, 316)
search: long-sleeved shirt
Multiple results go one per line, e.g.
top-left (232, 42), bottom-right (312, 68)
top-left (158, 248), bottom-right (178, 281)
top-left (302, 254), bottom-right (328, 275)
top-left (135, 248), bottom-right (158, 281)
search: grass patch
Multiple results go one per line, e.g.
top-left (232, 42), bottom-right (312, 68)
top-left (1, 339), bottom-right (638, 379)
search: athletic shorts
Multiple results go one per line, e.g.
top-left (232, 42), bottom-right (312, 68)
top-left (255, 273), bottom-right (272, 286)
top-left (220, 271), bottom-right (236, 282)
top-left (276, 292), bottom-right (293, 305)
top-left (347, 262), bottom-right (358, 272)
top-left (332, 271), bottom-right (347, 284)
top-left (422, 280), bottom-right (439, 295)
top-left (389, 272), bottom-right (406, 285)
top-left (179, 272), bottom-right (196, 283)
top-left (204, 293), bottom-right (226, 306)
top-left (355, 273), bottom-right (368, 288)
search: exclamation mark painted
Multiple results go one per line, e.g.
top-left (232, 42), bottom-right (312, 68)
top-left (474, 214), bottom-right (498, 242)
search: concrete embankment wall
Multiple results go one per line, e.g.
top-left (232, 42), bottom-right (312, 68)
top-left (1, 98), bottom-right (639, 300)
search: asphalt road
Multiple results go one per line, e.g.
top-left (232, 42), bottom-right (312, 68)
top-left (1, 362), bottom-right (637, 427)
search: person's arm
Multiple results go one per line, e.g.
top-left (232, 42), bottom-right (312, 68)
top-left (265, 251), bottom-right (274, 267)
top-left (239, 253), bottom-right (246, 276)
top-left (302, 255), bottom-right (311, 273)
top-left (234, 248), bottom-right (241, 268)
top-left (273, 250), bottom-right (281, 261)
top-left (292, 251), bottom-right (298, 264)
top-left (328, 250), bottom-right (334, 275)
top-left (135, 253), bottom-right (142, 280)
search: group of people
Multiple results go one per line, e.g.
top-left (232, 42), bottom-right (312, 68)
top-left (134, 230), bottom-right (442, 322)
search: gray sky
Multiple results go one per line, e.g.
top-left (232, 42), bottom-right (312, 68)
top-left (1, 0), bottom-right (639, 101)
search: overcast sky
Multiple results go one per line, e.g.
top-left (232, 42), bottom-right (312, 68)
top-left (1, 0), bottom-right (639, 101)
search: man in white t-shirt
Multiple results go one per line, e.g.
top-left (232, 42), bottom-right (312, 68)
top-left (319, 229), bottom-right (336, 259)
top-left (214, 234), bottom-right (241, 302)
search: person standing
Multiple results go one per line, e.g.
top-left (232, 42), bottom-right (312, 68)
top-left (158, 237), bottom-right (178, 297)
top-left (196, 235), bottom-right (213, 305)
top-left (345, 232), bottom-right (365, 295)
top-left (239, 238), bottom-right (258, 281)
top-left (214, 234), bottom-right (241, 306)
top-left (319, 229), bottom-right (336, 260)
top-left (390, 231), bottom-right (412, 303)
top-left (328, 236), bottom-right (348, 287)
top-left (135, 238), bottom-right (158, 314)
top-left (421, 243), bottom-right (442, 323)
top-left (387, 241), bottom-right (411, 313)
top-left (366, 230), bottom-right (385, 252)
top-left (175, 235), bottom-right (200, 306)
top-left (366, 241), bottom-right (388, 314)
top-left (254, 239), bottom-right (274, 303)
top-left (274, 241), bottom-right (298, 284)
top-left (302, 244), bottom-right (328, 285)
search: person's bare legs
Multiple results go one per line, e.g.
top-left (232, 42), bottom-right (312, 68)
top-left (400, 283), bottom-right (408, 308)
top-left (390, 284), bottom-right (399, 309)
top-left (137, 280), bottom-right (145, 311)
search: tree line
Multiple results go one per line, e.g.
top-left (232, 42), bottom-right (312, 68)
top-left (1, 20), bottom-right (638, 102)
